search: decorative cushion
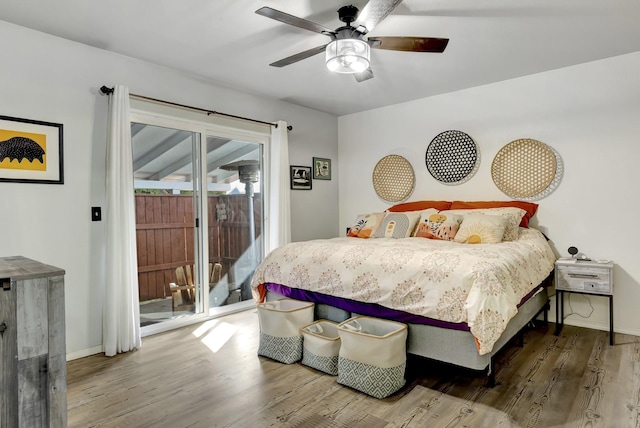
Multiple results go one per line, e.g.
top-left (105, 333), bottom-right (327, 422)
top-left (387, 200), bottom-right (452, 212)
top-left (449, 200), bottom-right (538, 227)
top-left (413, 209), bottom-right (463, 241)
top-left (443, 207), bottom-right (527, 241)
top-left (374, 212), bottom-right (421, 238)
top-left (347, 212), bottom-right (386, 238)
top-left (453, 214), bottom-right (509, 244)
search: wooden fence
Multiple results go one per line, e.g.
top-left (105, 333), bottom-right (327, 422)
top-left (135, 193), bottom-right (262, 302)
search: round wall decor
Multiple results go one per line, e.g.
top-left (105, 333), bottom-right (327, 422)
top-left (491, 138), bottom-right (557, 200)
top-left (372, 154), bottom-right (415, 202)
top-left (520, 145), bottom-right (564, 201)
top-left (425, 130), bottom-right (479, 185)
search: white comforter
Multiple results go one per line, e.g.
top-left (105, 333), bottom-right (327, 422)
top-left (251, 228), bottom-right (556, 355)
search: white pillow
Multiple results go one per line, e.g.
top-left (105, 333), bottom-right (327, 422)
top-left (443, 207), bottom-right (527, 241)
top-left (454, 214), bottom-right (509, 244)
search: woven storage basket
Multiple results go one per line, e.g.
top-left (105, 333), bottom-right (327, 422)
top-left (301, 320), bottom-right (341, 375)
top-left (491, 139), bottom-right (557, 199)
top-left (337, 316), bottom-right (408, 398)
top-left (257, 298), bottom-right (314, 364)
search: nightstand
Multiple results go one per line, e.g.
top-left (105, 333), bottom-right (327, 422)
top-left (554, 258), bottom-right (614, 345)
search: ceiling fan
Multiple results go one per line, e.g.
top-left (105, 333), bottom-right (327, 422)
top-left (255, 0), bottom-right (449, 82)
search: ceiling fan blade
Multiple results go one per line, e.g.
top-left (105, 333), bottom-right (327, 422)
top-left (368, 36), bottom-right (449, 53)
top-left (354, 68), bottom-right (374, 83)
top-left (269, 45), bottom-right (328, 68)
top-left (256, 7), bottom-right (333, 35)
top-left (354, 0), bottom-right (403, 33)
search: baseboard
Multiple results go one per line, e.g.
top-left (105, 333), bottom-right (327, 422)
top-left (65, 302), bottom-right (257, 361)
top-left (548, 295), bottom-right (640, 337)
top-left (66, 345), bottom-right (103, 361)
top-left (554, 317), bottom-right (640, 338)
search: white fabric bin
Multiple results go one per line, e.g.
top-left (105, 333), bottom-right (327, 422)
top-left (301, 320), bottom-right (341, 375)
top-left (257, 298), bottom-right (314, 364)
top-left (337, 316), bottom-right (408, 398)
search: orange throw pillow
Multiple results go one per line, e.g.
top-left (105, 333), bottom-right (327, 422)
top-left (387, 200), bottom-right (452, 213)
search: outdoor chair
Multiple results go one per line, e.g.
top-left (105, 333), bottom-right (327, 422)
top-left (170, 262), bottom-right (222, 312)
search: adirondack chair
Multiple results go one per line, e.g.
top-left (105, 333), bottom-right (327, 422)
top-left (170, 262), bottom-right (222, 312)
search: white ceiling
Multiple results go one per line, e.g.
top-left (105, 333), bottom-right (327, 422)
top-left (1, 0), bottom-right (639, 116)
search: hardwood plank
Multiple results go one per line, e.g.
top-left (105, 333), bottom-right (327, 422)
top-left (67, 311), bottom-right (640, 428)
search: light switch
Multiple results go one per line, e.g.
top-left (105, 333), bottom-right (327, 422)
top-left (92, 207), bottom-right (102, 221)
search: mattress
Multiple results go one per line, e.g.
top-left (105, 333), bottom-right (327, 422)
top-left (251, 227), bottom-right (556, 355)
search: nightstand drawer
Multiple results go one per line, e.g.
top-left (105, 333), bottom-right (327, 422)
top-left (556, 265), bottom-right (612, 294)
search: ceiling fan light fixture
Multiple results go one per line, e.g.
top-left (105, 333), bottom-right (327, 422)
top-left (325, 39), bottom-right (370, 74)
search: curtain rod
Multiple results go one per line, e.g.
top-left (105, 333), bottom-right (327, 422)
top-left (99, 86), bottom-right (292, 131)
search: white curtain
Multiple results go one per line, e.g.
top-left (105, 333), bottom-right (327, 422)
top-left (103, 85), bottom-right (141, 356)
top-left (268, 120), bottom-right (291, 251)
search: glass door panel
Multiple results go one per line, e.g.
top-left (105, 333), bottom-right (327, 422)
top-left (204, 135), bottom-right (264, 312)
top-left (131, 122), bottom-right (204, 328)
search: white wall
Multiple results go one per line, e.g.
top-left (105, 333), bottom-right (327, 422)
top-left (0, 21), bottom-right (338, 358)
top-left (339, 52), bottom-right (640, 335)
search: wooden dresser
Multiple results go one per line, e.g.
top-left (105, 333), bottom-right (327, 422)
top-left (0, 256), bottom-right (66, 427)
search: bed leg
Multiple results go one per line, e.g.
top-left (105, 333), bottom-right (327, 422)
top-left (544, 299), bottom-right (550, 324)
top-left (486, 358), bottom-right (496, 388)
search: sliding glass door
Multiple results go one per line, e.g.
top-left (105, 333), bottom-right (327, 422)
top-left (129, 111), bottom-right (266, 334)
top-left (131, 122), bottom-right (204, 329)
top-left (204, 135), bottom-right (263, 314)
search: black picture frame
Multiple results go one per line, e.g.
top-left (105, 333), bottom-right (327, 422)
top-left (0, 115), bottom-right (64, 184)
top-left (313, 157), bottom-right (331, 180)
top-left (290, 165), bottom-right (312, 190)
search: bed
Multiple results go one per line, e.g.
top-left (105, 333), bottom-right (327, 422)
top-left (250, 201), bottom-right (557, 384)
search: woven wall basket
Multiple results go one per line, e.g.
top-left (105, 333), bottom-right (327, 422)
top-left (372, 154), bottom-right (415, 202)
top-left (425, 130), bottom-right (480, 185)
top-left (491, 138), bottom-right (558, 200)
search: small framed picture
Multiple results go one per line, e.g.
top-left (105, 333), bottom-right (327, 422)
top-left (290, 165), bottom-right (312, 190)
top-left (313, 157), bottom-right (331, 180)
top-left (0, 115), bottom-right (64, 184)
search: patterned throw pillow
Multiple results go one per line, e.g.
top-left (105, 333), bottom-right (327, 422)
top-left (443, 207), bottom-right (527, 241)
top-left (453, 214), bottom-right (509, 244)
top-left (347, 212), bottom-right (386, 238)
top-left (413, 210), bottom-right (463, 241)
top-left (373, 212), bottom-right (421, 238)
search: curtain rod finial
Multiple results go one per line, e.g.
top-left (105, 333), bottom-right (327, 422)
top-left (275, 123), bottom-right (293, 131)
top-left (100, 85), bottom-right (114, 95)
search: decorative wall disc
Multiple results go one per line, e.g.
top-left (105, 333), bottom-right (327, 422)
top-left (425, 130), bottom-right (479, 185)
top-left (519, 145), bottom-right (564, 201)
top-left (372, 154), bottom-right (415, 202)
top-left (491, 138), bottom-right (557, 200)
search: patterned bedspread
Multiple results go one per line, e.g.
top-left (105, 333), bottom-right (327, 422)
top-left (251, 228), bottom-right (556, 355)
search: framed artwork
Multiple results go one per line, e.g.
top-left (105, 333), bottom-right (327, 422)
top-left (290, 165), bottom-right (312, 190)
top-left (313, 157), bottom-right (331, 180)
top-left (0, 115), bottom-right (64, 184)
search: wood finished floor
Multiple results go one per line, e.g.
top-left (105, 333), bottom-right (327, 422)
top-left (67, 309), bottom-right (640, 428)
